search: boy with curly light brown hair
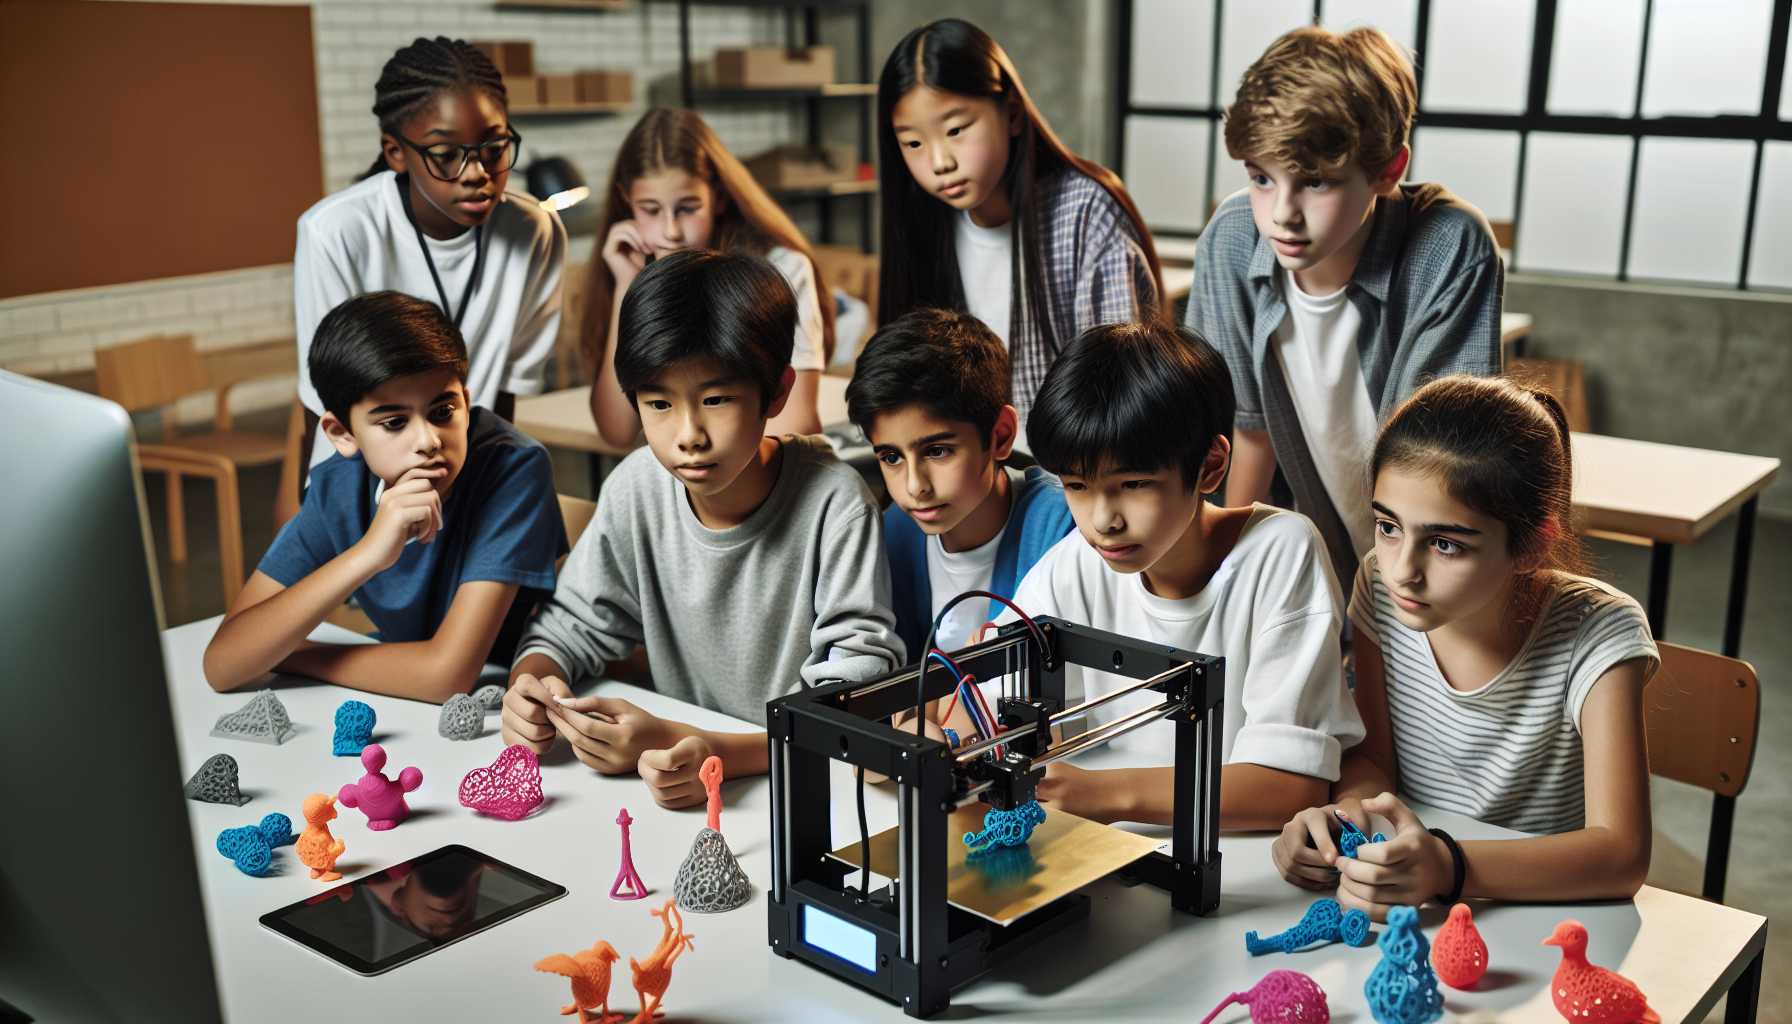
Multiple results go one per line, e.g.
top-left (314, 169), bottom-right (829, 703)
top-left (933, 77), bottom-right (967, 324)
top-left (1186, 25), bottom-right (1503, 592)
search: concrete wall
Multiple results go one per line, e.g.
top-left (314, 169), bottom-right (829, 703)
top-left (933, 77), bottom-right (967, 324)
top-left (1507, 275), bottom-right (1792, 519)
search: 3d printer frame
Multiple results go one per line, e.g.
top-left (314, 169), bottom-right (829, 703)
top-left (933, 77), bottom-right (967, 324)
top-left (765, 615), bottom-right (1224, 1018)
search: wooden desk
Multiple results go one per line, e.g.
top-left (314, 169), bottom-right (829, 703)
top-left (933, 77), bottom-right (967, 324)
top-left (161, 616), bottom-right (1767, 1023)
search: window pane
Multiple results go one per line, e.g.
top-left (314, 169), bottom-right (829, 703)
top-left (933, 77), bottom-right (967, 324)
top-left (1131, 0), bottom-right (1214, 108)
top-left (1516, 134), bottom-right (1631, 276)
top-left (1124, 115), bottom-right (1214, 233)
top-left (1217, 0), bottom-right (1311, 105)
top-left (1639, 0), bottom-right (1770, 117)
top-left (1783, 15), bottom-right (1792, 119)
top-left (1627, 139), bottom-right (1754, 284)
top-left (1321, 0), bottom-right (1418, 53)
top-left (1423, 1), bottom-right (1535, 113)
top-left (1411, 128), bottom-right (1520, 222)
top-left (1749, 144), bottom-right (1792, 289)
top-left (1547, 0), bottom-right (1644, 115)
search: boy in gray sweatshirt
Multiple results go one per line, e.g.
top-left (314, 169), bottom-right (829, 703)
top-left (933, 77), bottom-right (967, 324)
top-left (501, 250), bottom-right (904, 808)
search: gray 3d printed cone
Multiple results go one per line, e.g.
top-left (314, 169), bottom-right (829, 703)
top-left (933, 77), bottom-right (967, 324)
top-left (184, 753), bottom-right (251, 805)
top-left (674, 827), bottom-right (752, 913)
top-left (210, 690), bottom-right (295, 745)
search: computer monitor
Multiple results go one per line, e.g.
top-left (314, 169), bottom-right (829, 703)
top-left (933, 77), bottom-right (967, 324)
top-left (0, 371), bottom-right (222, 1021)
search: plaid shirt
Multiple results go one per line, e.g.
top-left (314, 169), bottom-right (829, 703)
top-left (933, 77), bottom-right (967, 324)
top-left (1186, 183), bottom-right (1504, 590)
top-left (1008, 170), bottom-right (1163, 422)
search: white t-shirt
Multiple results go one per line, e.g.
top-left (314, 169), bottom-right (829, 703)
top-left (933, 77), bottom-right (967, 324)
top-left (999, 505), bottom-right (1364, 780)
top-left (955, 211), bottom-right (1012, 349)
top-left (1350, 552), bottom-right (1659, 834)
top-left (1271, 268), bottom-right (1378, 558)
top-left (762, 245), bottom-right (828, 373)
top-left (926, 504), bottom-right (1011, 653)
top-left (294, 171), bottom-right (567, 466)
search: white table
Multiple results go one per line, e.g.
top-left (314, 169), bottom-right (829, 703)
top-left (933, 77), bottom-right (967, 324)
top-left (164, 618), bottom-right (1765, 1022)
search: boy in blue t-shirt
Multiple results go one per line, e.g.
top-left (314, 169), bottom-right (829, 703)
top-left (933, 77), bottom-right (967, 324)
top-left (204, 291), bottom-right (566, 703)
top-left (845, 308), bottom-right (1074, 656)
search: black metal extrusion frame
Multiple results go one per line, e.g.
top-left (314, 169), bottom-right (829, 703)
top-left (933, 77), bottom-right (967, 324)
top-left (765, 615), bottom-right (1226, 1018)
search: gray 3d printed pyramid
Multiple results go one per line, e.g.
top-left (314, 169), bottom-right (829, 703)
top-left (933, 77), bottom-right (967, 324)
top-left (674, 827), bottom-right (752, 913)
top-left (210, 690), bottom-right (296, 745)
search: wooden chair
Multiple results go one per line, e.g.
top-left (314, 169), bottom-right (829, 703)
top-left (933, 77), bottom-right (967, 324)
top-left (558, 493), bottom-right (597, 556)
top-left (1643, 641), bottom-right (1761, 903)
top-left (94, 334), bottom-right (288, 606)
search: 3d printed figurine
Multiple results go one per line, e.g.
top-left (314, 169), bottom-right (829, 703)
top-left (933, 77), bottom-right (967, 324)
top-left (1364, 906), bottom-right (1444, 1024)
top-left (472, 683), bottom-right (505, 712)
top-left (332, 700), bottom-right (376, 756)
top-left (337, 744), bottom-right (423, 830)
top-left (627, 901), bottom-right (695, 1024)
top-left (214, 813), bottom-right (296, 876)
top-left (437, 692), bottom-right (484, 741)
top-left (611, 808), bottom-right (648, 901)
top-left (295, 793), bottom-right (347, 882)
top-left (536, 939), bottom-right (623, 1024)
top-left (674, 758), bottom-right (750, 912)
top-left (1432, 903), bottom-right (1489, 990)
top-left (962, 799), bottom-right (1046, 853)
top-left (1198, 970), bottom-right (1331, 1024)
top-left (1245, 898), bottom-right (1373, 956)
top-left (1336, 810), bottom-right (1387, 859)
top-left (458, 744), bottom-right (544, 820)
top-left (210, 690), bottom-right (295, 745)
top-left (184, 753), bottom-right (251, 806)
top-left (1544, 920), bottom-right (1659, 1023)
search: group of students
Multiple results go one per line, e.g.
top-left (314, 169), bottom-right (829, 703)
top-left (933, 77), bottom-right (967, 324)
top-left (203, 19), bottom-right (1659, 922)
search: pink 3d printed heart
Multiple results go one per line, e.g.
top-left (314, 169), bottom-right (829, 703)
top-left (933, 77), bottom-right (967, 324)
top-left (337, 744), bottom-right (423, 831)
top-left (459, 744), bottom-right (545, 821)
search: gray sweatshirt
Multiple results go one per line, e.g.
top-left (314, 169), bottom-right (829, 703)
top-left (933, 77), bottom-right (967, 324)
top-left (516, 435), bottom-right (905, 724)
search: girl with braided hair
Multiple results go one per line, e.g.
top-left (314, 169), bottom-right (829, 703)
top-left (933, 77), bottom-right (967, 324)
top-left (293, 36), bottom-right (565, 468)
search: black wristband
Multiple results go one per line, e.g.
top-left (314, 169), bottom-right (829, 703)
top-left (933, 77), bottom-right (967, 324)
top-left (1428, 827), bottom-right (1466, 906)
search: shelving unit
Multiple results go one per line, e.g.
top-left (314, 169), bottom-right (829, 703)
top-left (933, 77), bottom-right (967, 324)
top-left (510, 100), bottom-right (632, 117)
top-left (495, 0), bottom-right (628, 11)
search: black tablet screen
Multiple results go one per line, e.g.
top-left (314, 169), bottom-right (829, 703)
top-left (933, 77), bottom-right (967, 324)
top-left (260, 845), bottom-right (565, 975)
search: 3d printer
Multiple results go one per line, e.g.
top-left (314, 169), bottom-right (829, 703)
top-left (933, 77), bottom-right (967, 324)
top-left (765, 614), bottom-right (1225, 1018)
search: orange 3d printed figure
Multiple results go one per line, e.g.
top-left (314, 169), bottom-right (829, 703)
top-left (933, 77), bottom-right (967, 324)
top-left (627, 900), bottom-right (695, 1024)
top-left (535, 940), bottom-right (623, 1024)
top-left (295, 793), bottom-right (347, 882)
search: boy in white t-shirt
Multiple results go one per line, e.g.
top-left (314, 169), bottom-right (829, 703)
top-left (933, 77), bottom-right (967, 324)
top-left (988, 321), bottom-right (1364, 831)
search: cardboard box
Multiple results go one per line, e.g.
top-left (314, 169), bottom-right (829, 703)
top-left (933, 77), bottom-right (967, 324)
top-left (711, 46), bottom-right (836, 89)
top-left (743, 143), bottom-right (857, 190)
top-left (576, 70), bottom-right (633, 105)
top-left (540, 74), bottom-right (580, 107)
top-left (472, 40), bottom-right (534, 78)
top-left (504, 75), bottom-right (543, 111)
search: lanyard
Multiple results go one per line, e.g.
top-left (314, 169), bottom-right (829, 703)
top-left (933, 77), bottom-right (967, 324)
top-left (397, 175), bottom-right (486, 327)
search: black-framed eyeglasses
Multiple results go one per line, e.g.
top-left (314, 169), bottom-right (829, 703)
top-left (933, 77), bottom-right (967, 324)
top-left (396, 131), bottom-right (523, 182)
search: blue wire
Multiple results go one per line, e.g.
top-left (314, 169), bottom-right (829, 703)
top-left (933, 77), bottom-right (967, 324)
top-left (926, 649), bottom-right (964, 683)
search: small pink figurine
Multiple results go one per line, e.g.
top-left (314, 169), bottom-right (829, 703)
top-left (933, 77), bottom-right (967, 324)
top-left (337, 744), bottom-right (422, 831)
top-left (1199, 969), bottom-right (1329, 1024)
top-left (700, 756), bottom-right (724, 833)
top-left (610, 808), bottom-right (648, 901)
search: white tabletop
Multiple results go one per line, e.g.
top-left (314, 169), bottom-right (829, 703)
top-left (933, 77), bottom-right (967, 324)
top-left (163, 617), bottom-right (1764, 1023)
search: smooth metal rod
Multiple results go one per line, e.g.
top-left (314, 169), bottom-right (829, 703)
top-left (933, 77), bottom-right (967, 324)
top-left (1032, 699), bottom-right (1176, 769)
top-left (1050, 663), bottom-right (1187, 727)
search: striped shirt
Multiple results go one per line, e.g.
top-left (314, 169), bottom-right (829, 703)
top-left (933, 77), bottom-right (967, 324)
top-left (1349, 553), bottom-right (1658, 835)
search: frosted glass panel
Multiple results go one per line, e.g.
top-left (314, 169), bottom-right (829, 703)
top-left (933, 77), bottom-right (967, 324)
top-left (1639, 0), bottom-right (1770, 116)
top-left (1131, 0), bottom-right (1214, 107)
top-left (1411, 128), bottom-right (1521, 222)
top-left (1547, 0), bottom-right (1644, 115)
top-left (1423, 1), bottom-right (1535, 113)
top-left (1627, 139), bottom-right (1753, 284)
top-left (1516, 134), bottom-right (1630, 276)
top-left (1124, 115), bottom-right (1214, 233)
top-left (1321, 0), bottom-right (1418, 53)
top-left (1217, 0), bottom-right (1311, 105)
top-left (1748, 144), bottom-right (1792, 289)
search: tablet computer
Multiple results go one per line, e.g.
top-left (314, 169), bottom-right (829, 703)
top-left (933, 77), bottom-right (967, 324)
top-left (259, 844), bottom-right (565, 976)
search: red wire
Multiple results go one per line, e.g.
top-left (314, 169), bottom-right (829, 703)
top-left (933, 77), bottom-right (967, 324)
top-left (940, 673), bottom-right (975, 736)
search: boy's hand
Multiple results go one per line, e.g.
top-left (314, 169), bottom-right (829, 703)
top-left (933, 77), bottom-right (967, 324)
top-left (1271, 797), bottom-right (1372, 891)
top-left (1035, 763), bottom-right (1125, 823)
top-left (638, 735), bottom-right (715, 810)
top-left (1334, 792), bottom-right (1452, 922)
top-left (500, 673), bottom-right (563, 755)
top-left (354, 465), bottom-right (445, 573)
top-left (547, 694), bottom-right (691, 775)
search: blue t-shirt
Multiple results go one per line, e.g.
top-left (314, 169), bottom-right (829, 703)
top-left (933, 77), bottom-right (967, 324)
top-left (259, 408), bottom-right (567, 661)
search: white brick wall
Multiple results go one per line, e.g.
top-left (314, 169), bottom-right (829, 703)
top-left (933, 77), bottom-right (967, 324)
top-left (0, 0), bottom-right (800, 425)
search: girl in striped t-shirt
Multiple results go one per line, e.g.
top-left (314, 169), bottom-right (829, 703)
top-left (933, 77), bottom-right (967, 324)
top-left (1271, 375), bottom-right (1657, 918)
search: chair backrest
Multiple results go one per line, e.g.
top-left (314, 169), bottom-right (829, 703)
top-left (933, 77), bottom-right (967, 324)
top-left (93, 334), bottom-right (207, 414)
top-left (1644, 641), bottom-right (1760, 798)
top-left (554, 262), bottom-right (590, 389)
top-left (558, 493), bottom-right (597, 553)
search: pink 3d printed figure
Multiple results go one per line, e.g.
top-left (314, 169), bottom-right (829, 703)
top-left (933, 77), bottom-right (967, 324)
top-left (337, 744), bottom-right (422, 830)
top-left (459, 744), bottom-right (544, 820)
top-left (611, 808), bottom-right (648, 901)
top-left (700, 756), bottom-right (724, 833)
